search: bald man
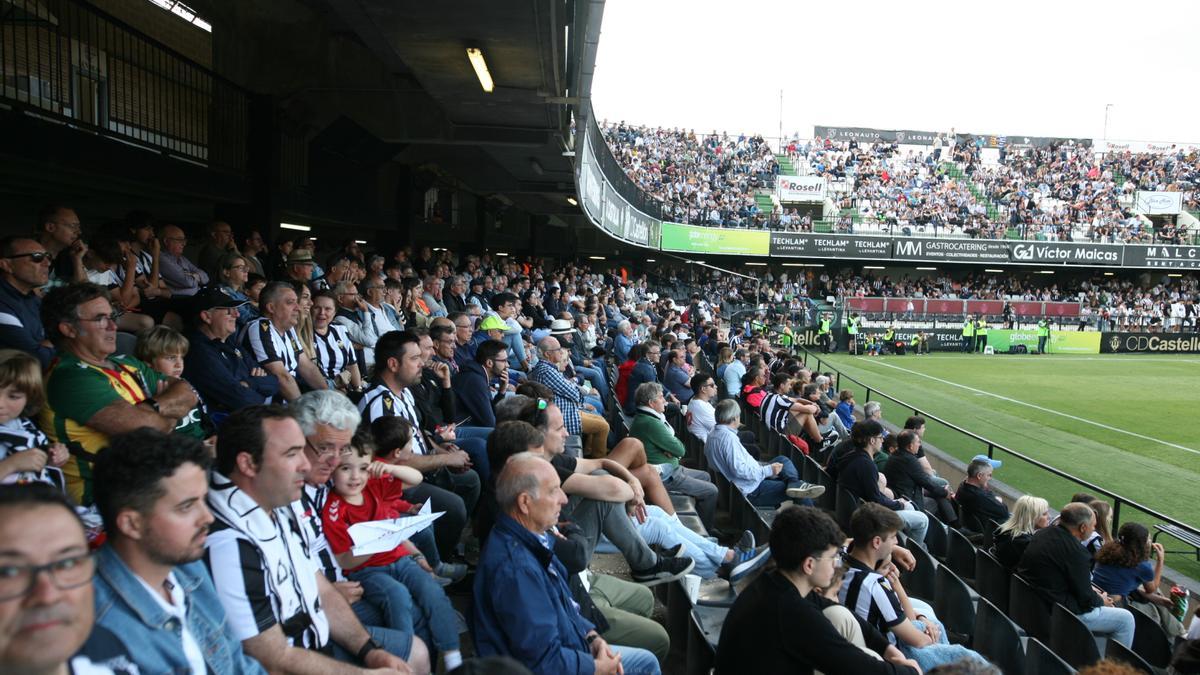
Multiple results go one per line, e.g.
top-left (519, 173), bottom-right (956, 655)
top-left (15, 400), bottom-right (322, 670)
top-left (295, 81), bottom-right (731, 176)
top-left (156, 224), bottom-right (208, 296)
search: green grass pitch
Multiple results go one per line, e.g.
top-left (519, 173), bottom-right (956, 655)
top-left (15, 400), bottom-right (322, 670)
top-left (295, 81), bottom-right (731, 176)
top-left (810, 352), bottom-right (1200, 579)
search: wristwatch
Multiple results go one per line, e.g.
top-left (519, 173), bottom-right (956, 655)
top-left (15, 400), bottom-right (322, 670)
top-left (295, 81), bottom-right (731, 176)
top-left (356, 636), bottom-right (383, 662)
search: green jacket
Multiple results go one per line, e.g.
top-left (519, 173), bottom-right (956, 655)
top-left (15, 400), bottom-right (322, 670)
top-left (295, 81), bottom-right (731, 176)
top-left (628, 409), bottom-right (686, 467)
top-left (1037, 320), bottom-right (1050, 337)
top-left (847, 318), bottom-right (860, 335)
top-left (962, 320), bottom-right (975, 337)
top-left (977, 320), bottom-right (989, 335)
top-left (818, 319), bottom-right (831, 335)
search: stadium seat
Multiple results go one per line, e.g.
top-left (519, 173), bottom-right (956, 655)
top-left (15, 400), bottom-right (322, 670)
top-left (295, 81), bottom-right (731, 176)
top-left (1130, 603), bottom-right (1173, 668)
top-left (1104, 638), bottom-right (1154, 674)
top-left (982, 518), bottom-right (1001, 550)
top-left (670, 493), bottom-right (698, 515)
top-left (814, 467), bottom-right (836, 511)
top-left (1049, 603), bottom-right (1102, 669)
top-left (800, 454), bottom-right (818, 484)
top-left (945, 525), bottom-right (977, 583)
top-left (973, 597), bottom-right (1027, 675)
top-left (1010, 574), bottom-right (1052, 641)
top-left (974, 548), bottom-right (1011, 614)
top-left (900, 541), bottom-right (937, 601)
top-left (834, 485), bottom-right (859, 531)
top-left (115, 331), bottom-right (138, 357)
top-left (923, 511), bottom-right (948, 560)
top-left (1025, 637), bottom-right (1076, 675)
top-left (934, 565), bottom-right (978, 641)
top-left (687, 605), bottom-right (726, 675)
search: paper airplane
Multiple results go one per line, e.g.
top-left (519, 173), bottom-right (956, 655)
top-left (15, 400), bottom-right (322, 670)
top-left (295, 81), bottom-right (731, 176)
top-left (348, 500), bottom-right (445, 556)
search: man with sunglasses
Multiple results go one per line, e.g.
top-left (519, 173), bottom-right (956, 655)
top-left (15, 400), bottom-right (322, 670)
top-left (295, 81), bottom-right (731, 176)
top-left (38, 283), bottom-right (198, 506)
top-left (0, 235), bottom-right (55, 367)
top-left (0, 483), bottom-right (139, 674)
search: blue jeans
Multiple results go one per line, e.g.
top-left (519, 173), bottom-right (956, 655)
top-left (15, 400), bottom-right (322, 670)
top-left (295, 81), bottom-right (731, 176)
top-left (349, 581), bottom-right (416, 661)
top-left (897, 508), bottom-right (929, 546)
top-left (576, 364), bottom-right (609, 401)
top-left (584, 393), bottom-right (605, 415)
top-left (455, 426), bottom-right (493, 483)
top-left (1078, 606), bottom-right (1135, 647)
top-left (746, 456), bottom-right (813, 508)
top-left (409, 526), bottom-right (441, 569)
top-left (349, 557), bottom-right (460, 653)
top-left (611, 644), bottom-right (662, 675)
top-left (453, 435), bottom-right (490, 484)
top-left (902, 614), bottom-right (989, 671)
top-left (631, 505), bottom-right (729, 578)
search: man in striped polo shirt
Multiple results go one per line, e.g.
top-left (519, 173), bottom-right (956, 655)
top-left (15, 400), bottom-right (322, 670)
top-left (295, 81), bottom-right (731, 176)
top-left (840, 503), bottom-right (987, 671)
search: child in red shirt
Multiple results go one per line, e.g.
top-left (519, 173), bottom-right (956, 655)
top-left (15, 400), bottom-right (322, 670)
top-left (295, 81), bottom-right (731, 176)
top-left (323, 434), bottom-right (464, 670)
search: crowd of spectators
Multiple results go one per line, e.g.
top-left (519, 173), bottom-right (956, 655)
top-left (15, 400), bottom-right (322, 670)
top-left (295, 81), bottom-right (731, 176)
top-left (602, 123), bottom-right (1199, 244)
top-left (601, 121), bottom-right (779, 227)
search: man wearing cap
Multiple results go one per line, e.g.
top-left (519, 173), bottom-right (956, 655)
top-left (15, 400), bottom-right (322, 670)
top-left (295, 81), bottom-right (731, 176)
top-left (553, 318), bottom-right (609, 402)
top-left (466, 278), bottom-right (490, 312)
top-left (284, 248), bottom-right (317, 286)
top-left (954, 457), bottom-right (1009, 530)
top-left (183, 287), bottom-right (280, 413)
top-left (489, 292), bottom-right (530, 373)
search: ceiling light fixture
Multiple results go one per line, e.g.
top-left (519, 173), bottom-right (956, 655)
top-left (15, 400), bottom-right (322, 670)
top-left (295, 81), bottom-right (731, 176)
top-left (466, 47), bottom-right (494, 93)
top-left (280, 222), bottom-right (311, 232)
top-left (567, 196), bottom-right (578, 206)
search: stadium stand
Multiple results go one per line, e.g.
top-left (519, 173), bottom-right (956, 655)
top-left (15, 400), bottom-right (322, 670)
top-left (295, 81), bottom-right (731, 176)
top-left (603, 124), bottom-right (1200, 244)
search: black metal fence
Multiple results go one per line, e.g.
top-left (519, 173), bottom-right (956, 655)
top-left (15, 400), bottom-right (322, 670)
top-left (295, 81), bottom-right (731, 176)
top-left (1, 0), bottom-right (250, 173)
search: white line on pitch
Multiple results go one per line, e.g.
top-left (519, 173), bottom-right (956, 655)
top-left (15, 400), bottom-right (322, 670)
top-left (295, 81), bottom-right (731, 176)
top-left (855, 358), bottom-right (1200, 457)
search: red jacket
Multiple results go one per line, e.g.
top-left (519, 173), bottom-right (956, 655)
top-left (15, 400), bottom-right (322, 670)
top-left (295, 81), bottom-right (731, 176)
top-left (616, 359), bottom-right (637, 406)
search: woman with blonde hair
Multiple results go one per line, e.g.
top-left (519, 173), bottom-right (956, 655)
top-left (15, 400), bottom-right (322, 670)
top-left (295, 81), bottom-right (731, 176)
top-left (991, 495), bottom-right (1050, 571)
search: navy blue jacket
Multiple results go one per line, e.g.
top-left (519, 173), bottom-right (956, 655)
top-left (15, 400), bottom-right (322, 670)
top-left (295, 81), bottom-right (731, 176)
top-left (0, 277), bottom-right (54, 367)
top-left (473, 514), bottom-right (596, 674)
top-left (183, 329), bottom-right (279, 412)
top-left (622, 360), bottom-right (657, 416)
top-left (453, 360), bottom-right (498, 428)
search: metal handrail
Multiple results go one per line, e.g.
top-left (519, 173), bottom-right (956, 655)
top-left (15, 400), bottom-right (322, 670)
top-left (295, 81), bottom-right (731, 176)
top-left (731, 315), bottom-right (1200, 542)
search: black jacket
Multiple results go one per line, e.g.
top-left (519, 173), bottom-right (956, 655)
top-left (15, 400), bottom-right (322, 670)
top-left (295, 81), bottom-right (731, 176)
top-left (1017, 524), bottom-right (1101, 615)
top-left (883, 452), bottom-right (948, 506)
top-left (716, 571), bottom-right (918, 675)
top-left (410, 367), bottom-right (456, 433)
top-left (991, 529), bottom-right (1033, 572)
top-left (833, 448), bottom-right (902, 510)
top-left (955, 481), bottom-right (1010, 527)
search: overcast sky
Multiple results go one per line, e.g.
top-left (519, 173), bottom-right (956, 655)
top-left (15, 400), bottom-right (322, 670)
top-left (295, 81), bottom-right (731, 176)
top-left (591, 0), bottom-right (1200, 145)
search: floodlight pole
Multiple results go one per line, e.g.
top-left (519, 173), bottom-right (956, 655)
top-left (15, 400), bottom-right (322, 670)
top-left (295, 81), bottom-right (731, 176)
top-left (778, 89), bottom-right (784, 149)
top-left (1103, 103), bottom-right (1113, 144)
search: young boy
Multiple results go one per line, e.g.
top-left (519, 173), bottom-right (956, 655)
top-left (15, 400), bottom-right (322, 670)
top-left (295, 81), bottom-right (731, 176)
top-left (323, 436), bottom-right (464, 671)
top-left (840, 503), bottom-right (987, 671)
top-left (134, 326), bottom-right (213, 444)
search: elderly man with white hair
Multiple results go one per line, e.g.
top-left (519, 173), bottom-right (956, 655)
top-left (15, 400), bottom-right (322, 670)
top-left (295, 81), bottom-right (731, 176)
top-left (614, 319), bottom-right (635, 363)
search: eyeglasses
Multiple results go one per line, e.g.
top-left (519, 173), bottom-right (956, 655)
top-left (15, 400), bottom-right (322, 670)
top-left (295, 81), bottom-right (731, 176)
top-left (0, 552), bottom-right (95, 601)
top-left (813, 553), bottom-right (844, 568)
top-left (76, 310), bottom-right (124, 326)
top-left (305, 439), bottom-right (343, 460)
top-left (5, 251), bottom-right (52, 263)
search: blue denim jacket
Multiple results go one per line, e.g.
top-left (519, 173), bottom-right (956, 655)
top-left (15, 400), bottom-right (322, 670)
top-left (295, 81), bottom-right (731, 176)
top-left (93, 546), bottom-right (266, 675)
